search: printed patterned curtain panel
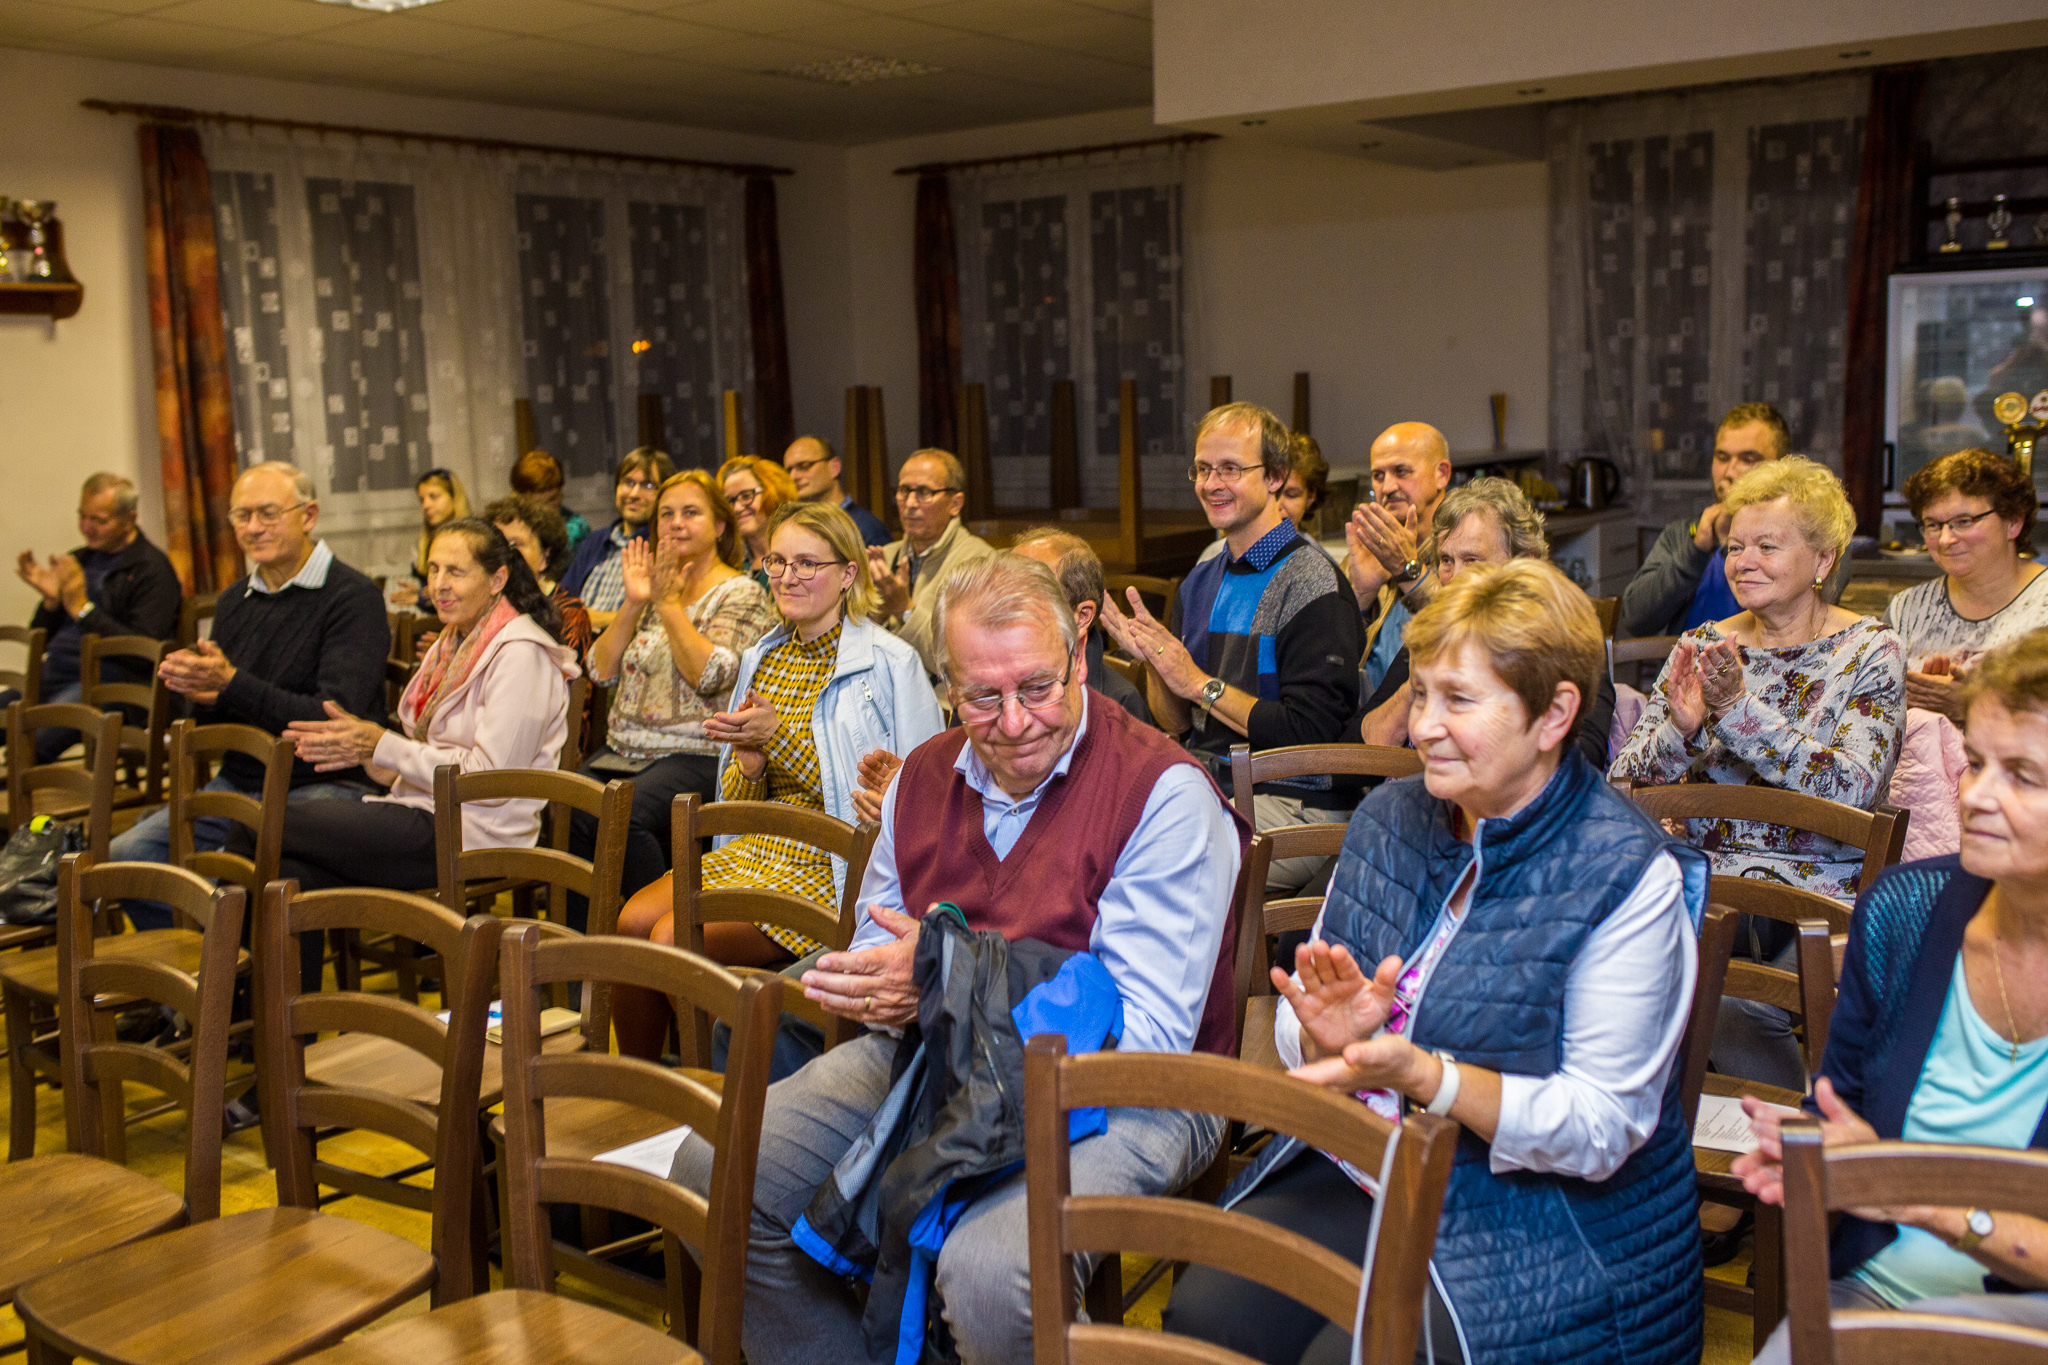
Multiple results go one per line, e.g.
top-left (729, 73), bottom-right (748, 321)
top-left (1548, 76), bottom-right (1866, 530)
top-left (952, 144), bottom-right (1198, 511)
top-left (202, 124), bottom-right (751, 583)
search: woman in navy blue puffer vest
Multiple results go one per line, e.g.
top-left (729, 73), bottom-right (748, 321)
top-left (1166, 560), bottom-right (1709, 1364)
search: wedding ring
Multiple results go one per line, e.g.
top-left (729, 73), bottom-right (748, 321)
top-left (864, 997), bottom-right (873, 1013)
top-left (1154, 645), bottom-right (1164, 655)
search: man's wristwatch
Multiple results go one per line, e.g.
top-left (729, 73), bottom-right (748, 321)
top-left (1197, 677), bottom-right (1227, 712)
top-left (1956, 1208), bottom-right (1995, 1252)
top-left (1392, 557), bottom-right (1422, 584)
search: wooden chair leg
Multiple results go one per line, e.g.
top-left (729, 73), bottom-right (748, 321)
top-left (1752, 1200), bottom-right (1784, 1354)
top-left (25, 1329), bottom-right (70, 1364)
top-left (5, 984), bottom-right (38, 1160)
top-left (1083, 1253), bottom-right (1122, 1325)
top-left (90, 1005), bottom-right (126, 1168)
top-left (665, 1230), bottom-right (700, 1345)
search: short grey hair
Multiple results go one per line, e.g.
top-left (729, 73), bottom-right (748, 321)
top-left (237, 460), bottom-right (316, 504)
top-left (80, 472), bottom-right (138, 517)
top-left (1432, 477), bottom-right (1549, 561)
top-left (932, 554), bottom-right (1077, 681)
top-left (1009, 527), bottom-right (1103, 613)
top-left (904, 447), bottom-right (968, 492)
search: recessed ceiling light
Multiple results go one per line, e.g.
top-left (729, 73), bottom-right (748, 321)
top-left (773, 55), bottom-right (942, 85)
top-left (313, 0), bottom-right (447, 9)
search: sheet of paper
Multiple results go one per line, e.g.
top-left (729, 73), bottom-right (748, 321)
top-left (594, 1126), bottom-right (694, 1179)
top-left (434, 1000), bottom-right (505, 1028)
top-left (1694, 1091), bottom-right (1802, 1154)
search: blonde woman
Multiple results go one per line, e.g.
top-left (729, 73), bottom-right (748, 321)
top-left (390, 467), bottom-right (470, 611)
top-left (572, 470), bottom-right (776, 922)
top-left (611, 501), bottom-right (943, 1060)
top-left (720, 455), bottom-right (801, 591)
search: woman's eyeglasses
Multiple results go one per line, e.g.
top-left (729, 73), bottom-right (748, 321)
top-left (761, 554), bottom-right (846, 582)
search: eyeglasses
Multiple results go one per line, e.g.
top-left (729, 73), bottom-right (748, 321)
top-left (952, 647), bottom-right (1078, 722)
top-left (1186, 461), bottom-right (1265, 485)
top-left (228, 502), bottom-right (308, 528)
top-left (896, 484), bottom-right (959, 504)
top-left (618, 476), bottom-right (662, 494)
top-left (1919, 509), bottom-right (2000, 539)
top-left (727, 488), bottom-right (762, 509)
top-left (761, 553), bottom-right (845, 581)
top-left (786, 456), bottom-right (829, 476)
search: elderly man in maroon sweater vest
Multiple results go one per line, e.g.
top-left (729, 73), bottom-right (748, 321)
top-left (670, 555), bottom-right (1245, 1364)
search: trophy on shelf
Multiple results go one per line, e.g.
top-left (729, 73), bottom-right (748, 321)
top-left (1988, 194), bottom-right (2014, 250)
top-left (1940, 197), bottom-right (1964, 253)
top-left (16, 201), bottom-right (56, 280)
top-left (1993, 391), bottom-right (2042, 477)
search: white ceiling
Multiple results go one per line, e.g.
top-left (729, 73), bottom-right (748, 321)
top-left (0, 0), bottom-right (1155, 144)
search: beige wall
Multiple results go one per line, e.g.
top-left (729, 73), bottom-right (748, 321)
top-left (0, 47), bottom-right (851, 624)
top-left (845, 106), bottom-right (1549, 485)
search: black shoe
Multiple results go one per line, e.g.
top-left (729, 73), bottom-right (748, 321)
top-left (223, 1094), bottom-right (262, 1134)
top-left (1701, 1209), bottom-right (1754, 1267)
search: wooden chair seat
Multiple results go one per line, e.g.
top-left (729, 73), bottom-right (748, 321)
top-left (0, 1152), bottom-right (187, 1300)
top-left (296, 1289), bottom-right (700, 1364)
top-left (305, 1027), bottom-right (587, 1110)
top-left (486, 1084), bottom-right (722, 1165)
top-left (0, 928), bottom-right (228, 1003)
top-left (1694, 1072), bottom-right (1804, 1193)
top-left (15, 1207), bottom-right (436, 1365)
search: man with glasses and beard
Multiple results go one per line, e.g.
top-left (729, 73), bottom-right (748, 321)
top-left (1101, 403), bottom-right (1362, 894)
top-left (109, 460), bottom-right (389, 934)
top-left (865, 447), bottom-right (994, 700)
top-left (558, 447), bottom-right (676, 617)
top-left (782, 435), bottom-right (889, 547)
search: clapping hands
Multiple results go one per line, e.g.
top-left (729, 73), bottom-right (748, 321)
top-left (851, 748), bottom-right (903, 825)
top-left (619, 538), bottom-right (656, 606)
top-left (1665, 636), bottom-right (1744, 736)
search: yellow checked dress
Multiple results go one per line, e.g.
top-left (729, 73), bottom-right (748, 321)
top-left (705, 623), bottom-right (841, 958)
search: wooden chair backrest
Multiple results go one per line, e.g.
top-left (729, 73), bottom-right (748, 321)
top-left (558, 675), bottom-right (590, 773)
top-left (167, 720), bottom-right (293, 909)
top-left (1611, 635), bottom-right (1681, 669)
top-left (1678, 904), bottom-right (1740, 1127)
top-left (672, 792), bottom-right (880, 1057)
top-left (6, 701), bottom-right (119, 860)
top-left (1226, 833), bottom-right (1274, 1056)
top-left (1782, 1128), bottom-right (2048, 1365)
top-left (1628, 782), bottom-right (1909, 895)
top-left (81, 634), bottom-right (172, 804)
top-left (0, 624), bottom-right (44, 707)
top-left (1024, 1036), bottom-right (1460, 1365)
top-left (57, 855), bottom-right (245, 1222)
top-left (1704, 875), bottom-right (1844, 1071)
top-left (433, 763), bottom-right (633, 1048)
top-left (1591, 595), bottom-right (1621, 638)
top-left (1227, 742), bottom-right (1422, 825)
top-left (257, 880), bottom-right (494, 1310)
top-left (1233, 824), bottom-right (1349, 1006)
top-left (390, 612), bottom-right (437, 665)
top-left (498, 922), bottom-right (781, 1363)
top-left (1104, 573), bottom-right (1181, 630)
top-left (384, 656), bottom-right (416, 716)
top-left (176, 592), bottom-right (219, 648)
top-left (1101, 653), bottom-right (1145, 694)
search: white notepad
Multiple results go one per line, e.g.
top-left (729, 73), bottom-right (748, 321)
top-left (1694, 1092), bottom-right (1802, 1154)
top-left (593, 1127), bottom-right (695, 1179)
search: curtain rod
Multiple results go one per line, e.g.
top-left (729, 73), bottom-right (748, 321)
top-left (82, 99), bottom-right (794, 177)
top-left (893, 131), bottom-right (1218, 177)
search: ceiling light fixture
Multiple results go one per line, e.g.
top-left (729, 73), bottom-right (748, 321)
top-left (313, 0), bottom-right (448, 10)
top-left (774, 55), bottom-right (942, 85)
top-left (2019, 297), bottom-right (2036, 308)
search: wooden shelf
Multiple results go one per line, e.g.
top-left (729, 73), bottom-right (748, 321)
top-left (0, 281), bottom-right (84, 320)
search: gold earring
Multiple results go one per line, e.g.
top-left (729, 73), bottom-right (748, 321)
top-left (1812, 576), bottom-right (1825, 589)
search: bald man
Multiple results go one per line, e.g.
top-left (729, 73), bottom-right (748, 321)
top-left (1343, 422), bottom-right (1452, 693)
top-left (783, 435), bottom-right (888, 547)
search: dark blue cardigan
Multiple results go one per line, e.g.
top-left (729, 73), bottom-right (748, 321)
top-left (1819, 855), bottom-right (2048, 1281)
top-left (557, 517), bottom-right (645, 599)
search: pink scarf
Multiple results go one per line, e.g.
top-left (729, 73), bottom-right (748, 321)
top-left (401, 595), bottom-right (519, 741)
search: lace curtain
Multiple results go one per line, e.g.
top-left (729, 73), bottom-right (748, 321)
top-left (952, 143), bottom-right (1201, 510)
top-left (1548, 75), bottom-right (1867, 528)
top-left (204, 125), bottom-right (750, 580)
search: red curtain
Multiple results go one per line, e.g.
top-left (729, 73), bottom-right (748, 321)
top-left (1841, 65), bottom-right (1928, 532)
top-left (744, 174), bottom-right (795, 460)
top-left (139, 122), bottom-right (241, 593)
top-left (913, 174), bottom-right (961, 454)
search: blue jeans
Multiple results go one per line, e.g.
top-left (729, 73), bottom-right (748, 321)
top-left (0, 681), bottom-right (83, 765)
top-left (668, 1030), bottom-right (1225, 1365)
top-left (111, 777), bottom-right (370, 930)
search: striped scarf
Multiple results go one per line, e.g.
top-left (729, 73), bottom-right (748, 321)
top-left (401, 595), bottom-right (518, 741)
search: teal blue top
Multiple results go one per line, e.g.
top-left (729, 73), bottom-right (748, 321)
top-left (1855, 951), bottom-right (2048, 1307)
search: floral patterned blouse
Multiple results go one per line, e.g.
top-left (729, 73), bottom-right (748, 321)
top-left (603, 573), bottom-right (776, 761)
top-left (1610, 615), bottom-right (1906, 900)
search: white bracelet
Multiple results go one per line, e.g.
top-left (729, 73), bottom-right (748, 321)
top-left (1425, 1052), bottom-right (1460, 1116)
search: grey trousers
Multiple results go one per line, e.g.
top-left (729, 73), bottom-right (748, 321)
top-left (1712, 936), bottom-right (1807, 1094)
top-left (1753, 1275), bottom-right (2048, 1363)
top-left (670, 1030), bottom-right (1226, 1365)
top-left (1255, 792), bottom-right (1343, 897)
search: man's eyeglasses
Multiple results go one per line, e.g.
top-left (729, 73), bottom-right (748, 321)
top-left (761, 554), bottom-right (845, 582)
top-left (787, 456), bottom-right (830, 476)
top-left (952, 648), bottom-right (1077, 722)
top-left (727, 488), bottom-right (762, 510)
top-left (896, 484), bottom-right (960, 504)
top-left (1187, 461), bottom-right (1265, 485)
top-left (618, 476), bottom-right (662, 494)
top-left (1919, 509), bottom-right (2000, 539)
top-left (228, 502), bottom-right (308, 529)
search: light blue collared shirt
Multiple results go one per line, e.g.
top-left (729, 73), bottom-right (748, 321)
top-left (244, 539), bottom-right (335, 596)
top-left (850, 694), bottom-right (1241, 1055)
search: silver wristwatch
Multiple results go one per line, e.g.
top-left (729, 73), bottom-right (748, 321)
top-left (1197, 677), bottom-right (1227, 712)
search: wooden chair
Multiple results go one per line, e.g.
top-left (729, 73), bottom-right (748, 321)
top-left (1628, 782), bottom-right (1910, 897)
top-left (1687, 877), bottom-right (1849, 1351)
top-left (295, 1292), bottom-right (698, 1365)
top-left (1234, 823), bottom-right (1343, 1075)
top-left (390, 611), bottom-right (438, 665)
top-left (163, 720), bottom-right (294, 912)
top-left (175, 592), bottom-right (218, 648)
top-left (498, 921), bottom-right (782, 1365)
top-left (1610, 634), bottom-right (1681, 690)
top-left (1101, 652), bottom-right (1146, 694)
top-left (0, 860), bottom-right (243, 1317)
top-left (1104, 572), bottom-right (1181, 631)
top-left (0, 625), bottom-right (44, 711)
top-left (1781, 1130), bottom-right (2048, 1364)
top-left (14, 883), bottom-right (501, 1365)
top-left (80, 635), bottom-right (172, 813)
top-left (5, 701), bottom-right (118, 839)
top-left (1024, 1035), bottom-right (1460, 1365)
top-left (1591, 595), bottom-right (1621, 638)
top-left (1226, 741), bottom-right (1422, 824)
